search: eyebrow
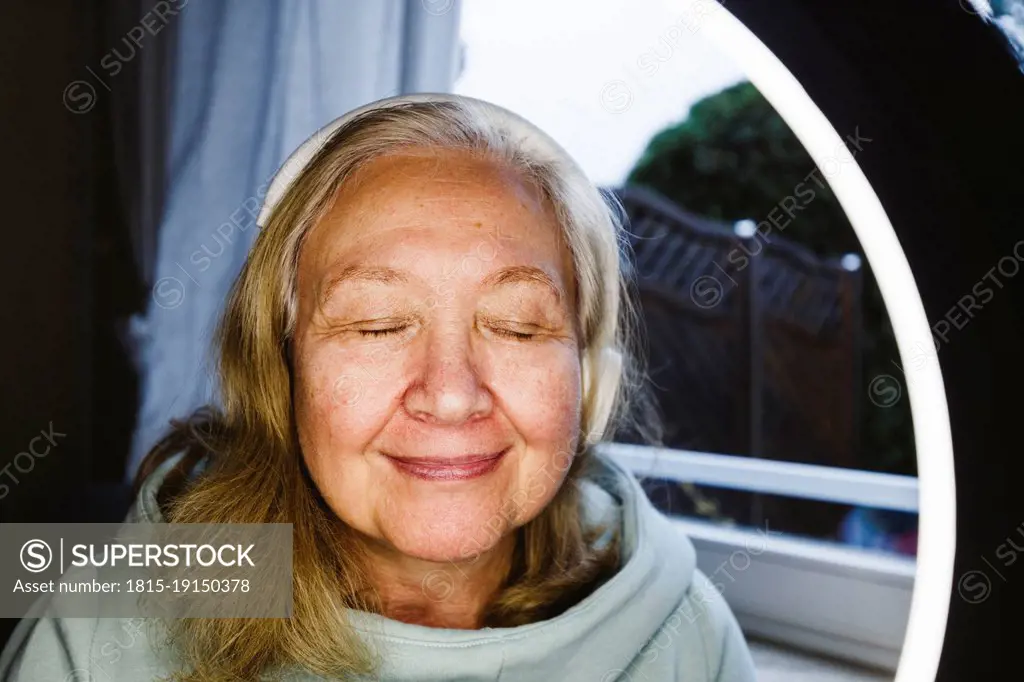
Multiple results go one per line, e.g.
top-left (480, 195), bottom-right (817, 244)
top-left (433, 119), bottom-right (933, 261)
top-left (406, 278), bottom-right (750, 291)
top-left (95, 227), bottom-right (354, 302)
top-left (317, 265), bottom-right (409, 306)
top-left (318, 263), bottom-right (566, 305)
top-left (482, 265), bottom-right (566, 305)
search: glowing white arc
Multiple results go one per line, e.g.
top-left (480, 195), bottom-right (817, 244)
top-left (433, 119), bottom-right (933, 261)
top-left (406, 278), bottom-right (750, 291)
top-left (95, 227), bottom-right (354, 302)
top-left (671, 2), bottom-right (957, 681)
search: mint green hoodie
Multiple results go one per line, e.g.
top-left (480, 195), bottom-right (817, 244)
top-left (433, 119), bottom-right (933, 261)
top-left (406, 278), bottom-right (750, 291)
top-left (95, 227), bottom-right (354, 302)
top-left (0, 449), bottom-right (757, 681)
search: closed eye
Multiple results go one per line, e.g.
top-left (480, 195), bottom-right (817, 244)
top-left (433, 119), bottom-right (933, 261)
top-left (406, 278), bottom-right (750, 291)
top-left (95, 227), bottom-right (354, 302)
top-left (357, 327), bottom-right (407, 338)
top-left (489, 326), bottom-right (538, 341)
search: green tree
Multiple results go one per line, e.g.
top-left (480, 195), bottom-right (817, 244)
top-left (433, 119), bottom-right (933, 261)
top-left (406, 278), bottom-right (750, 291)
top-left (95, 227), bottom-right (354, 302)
top-left (626, 80), bottom-right (915, 475)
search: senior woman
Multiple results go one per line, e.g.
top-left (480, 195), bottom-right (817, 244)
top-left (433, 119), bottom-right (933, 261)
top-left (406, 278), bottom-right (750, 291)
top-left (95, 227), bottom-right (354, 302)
top-left (1, 94), bottom-right (756, 681)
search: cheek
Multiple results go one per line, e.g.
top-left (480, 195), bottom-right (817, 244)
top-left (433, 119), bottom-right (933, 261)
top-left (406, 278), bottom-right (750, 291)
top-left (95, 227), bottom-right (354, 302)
top-left (294, 343), bottom-right (408, 450)
top-left (491, 344), bottom-right (582, 444)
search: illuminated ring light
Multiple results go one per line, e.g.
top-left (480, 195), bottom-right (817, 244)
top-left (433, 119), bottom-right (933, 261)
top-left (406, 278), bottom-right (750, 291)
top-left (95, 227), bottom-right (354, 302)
top-left (675, 1), bottom-right (957, 681)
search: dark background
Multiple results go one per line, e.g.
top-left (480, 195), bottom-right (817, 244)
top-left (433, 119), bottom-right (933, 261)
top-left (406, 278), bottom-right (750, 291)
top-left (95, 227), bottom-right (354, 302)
top-left (1, 1), bottom-right (1022, 680)
top-left (0, 0), bottom-right (144, 528)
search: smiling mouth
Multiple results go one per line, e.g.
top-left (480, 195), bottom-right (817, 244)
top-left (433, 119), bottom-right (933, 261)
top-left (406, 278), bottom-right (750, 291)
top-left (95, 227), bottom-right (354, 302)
top-left (384, 448), bottom-right (510, 481)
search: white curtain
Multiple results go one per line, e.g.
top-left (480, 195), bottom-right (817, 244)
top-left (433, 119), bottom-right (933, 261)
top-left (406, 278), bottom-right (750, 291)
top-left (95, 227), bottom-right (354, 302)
top-left (124, 0), bottom-right (463, 479)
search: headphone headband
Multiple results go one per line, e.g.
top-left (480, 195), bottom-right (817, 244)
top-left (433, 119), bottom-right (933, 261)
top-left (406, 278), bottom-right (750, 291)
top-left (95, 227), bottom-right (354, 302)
top-left (258, 93), bottom-right (486, 228)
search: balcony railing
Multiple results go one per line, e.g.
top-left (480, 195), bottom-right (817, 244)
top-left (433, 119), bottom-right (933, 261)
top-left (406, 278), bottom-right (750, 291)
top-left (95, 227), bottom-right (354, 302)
top-left (598, 442), bottom-right (919, 512)
top-left (597, 442), bottom-right (917, 674)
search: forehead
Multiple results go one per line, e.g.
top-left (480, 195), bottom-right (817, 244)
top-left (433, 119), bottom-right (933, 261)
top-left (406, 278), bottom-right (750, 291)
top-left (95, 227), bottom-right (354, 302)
top-left (299, 148), bottom-right (574, 285)
top-left (340, 147), bottom-right (547, 211)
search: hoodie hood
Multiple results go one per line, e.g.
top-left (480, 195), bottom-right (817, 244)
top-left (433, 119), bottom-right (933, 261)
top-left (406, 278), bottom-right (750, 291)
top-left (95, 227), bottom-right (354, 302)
top-left (131, 447), bottom-right (698, 681)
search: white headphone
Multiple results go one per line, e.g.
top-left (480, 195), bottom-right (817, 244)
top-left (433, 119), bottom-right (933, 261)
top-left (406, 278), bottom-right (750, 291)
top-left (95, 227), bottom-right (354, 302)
top-left (581, 346), bottom-right (624, 446)
top-left (257, 92), bottom-right (625, 446)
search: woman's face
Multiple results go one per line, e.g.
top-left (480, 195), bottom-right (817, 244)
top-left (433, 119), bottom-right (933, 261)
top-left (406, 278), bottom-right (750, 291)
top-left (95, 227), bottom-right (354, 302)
top-left (292, 148), bottom-right (582, 564)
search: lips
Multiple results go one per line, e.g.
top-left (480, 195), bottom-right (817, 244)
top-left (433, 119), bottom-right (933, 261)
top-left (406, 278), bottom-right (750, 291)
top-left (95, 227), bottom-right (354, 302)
top-left (384, 448), bottom-right (510, 481)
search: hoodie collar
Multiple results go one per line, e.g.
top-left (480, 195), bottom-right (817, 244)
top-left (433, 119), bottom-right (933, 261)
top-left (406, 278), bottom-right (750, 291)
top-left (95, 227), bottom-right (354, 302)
top-left (133, 449), bottom-right (697, 681)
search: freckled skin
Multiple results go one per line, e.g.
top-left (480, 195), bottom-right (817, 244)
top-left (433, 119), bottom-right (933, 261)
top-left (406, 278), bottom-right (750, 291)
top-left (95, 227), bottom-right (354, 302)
top-left (291, 148), bottom-right (582, 624)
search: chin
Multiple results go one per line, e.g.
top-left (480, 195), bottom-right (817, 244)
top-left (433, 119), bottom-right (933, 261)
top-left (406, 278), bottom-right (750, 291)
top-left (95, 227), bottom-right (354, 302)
top-left (379, 493), bottom-right (517, 564)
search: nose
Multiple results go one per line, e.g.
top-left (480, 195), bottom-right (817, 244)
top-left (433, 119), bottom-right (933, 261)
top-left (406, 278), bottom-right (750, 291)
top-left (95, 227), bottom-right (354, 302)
top-left (403, 327), bottom-right (493, 425)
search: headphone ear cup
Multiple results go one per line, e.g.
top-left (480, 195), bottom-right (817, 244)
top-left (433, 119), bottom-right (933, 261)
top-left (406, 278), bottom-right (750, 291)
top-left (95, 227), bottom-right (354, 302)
top-left (582, 347), bottom-right (623, 446)
top-left (581, 356), bottom-right (592, 401)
